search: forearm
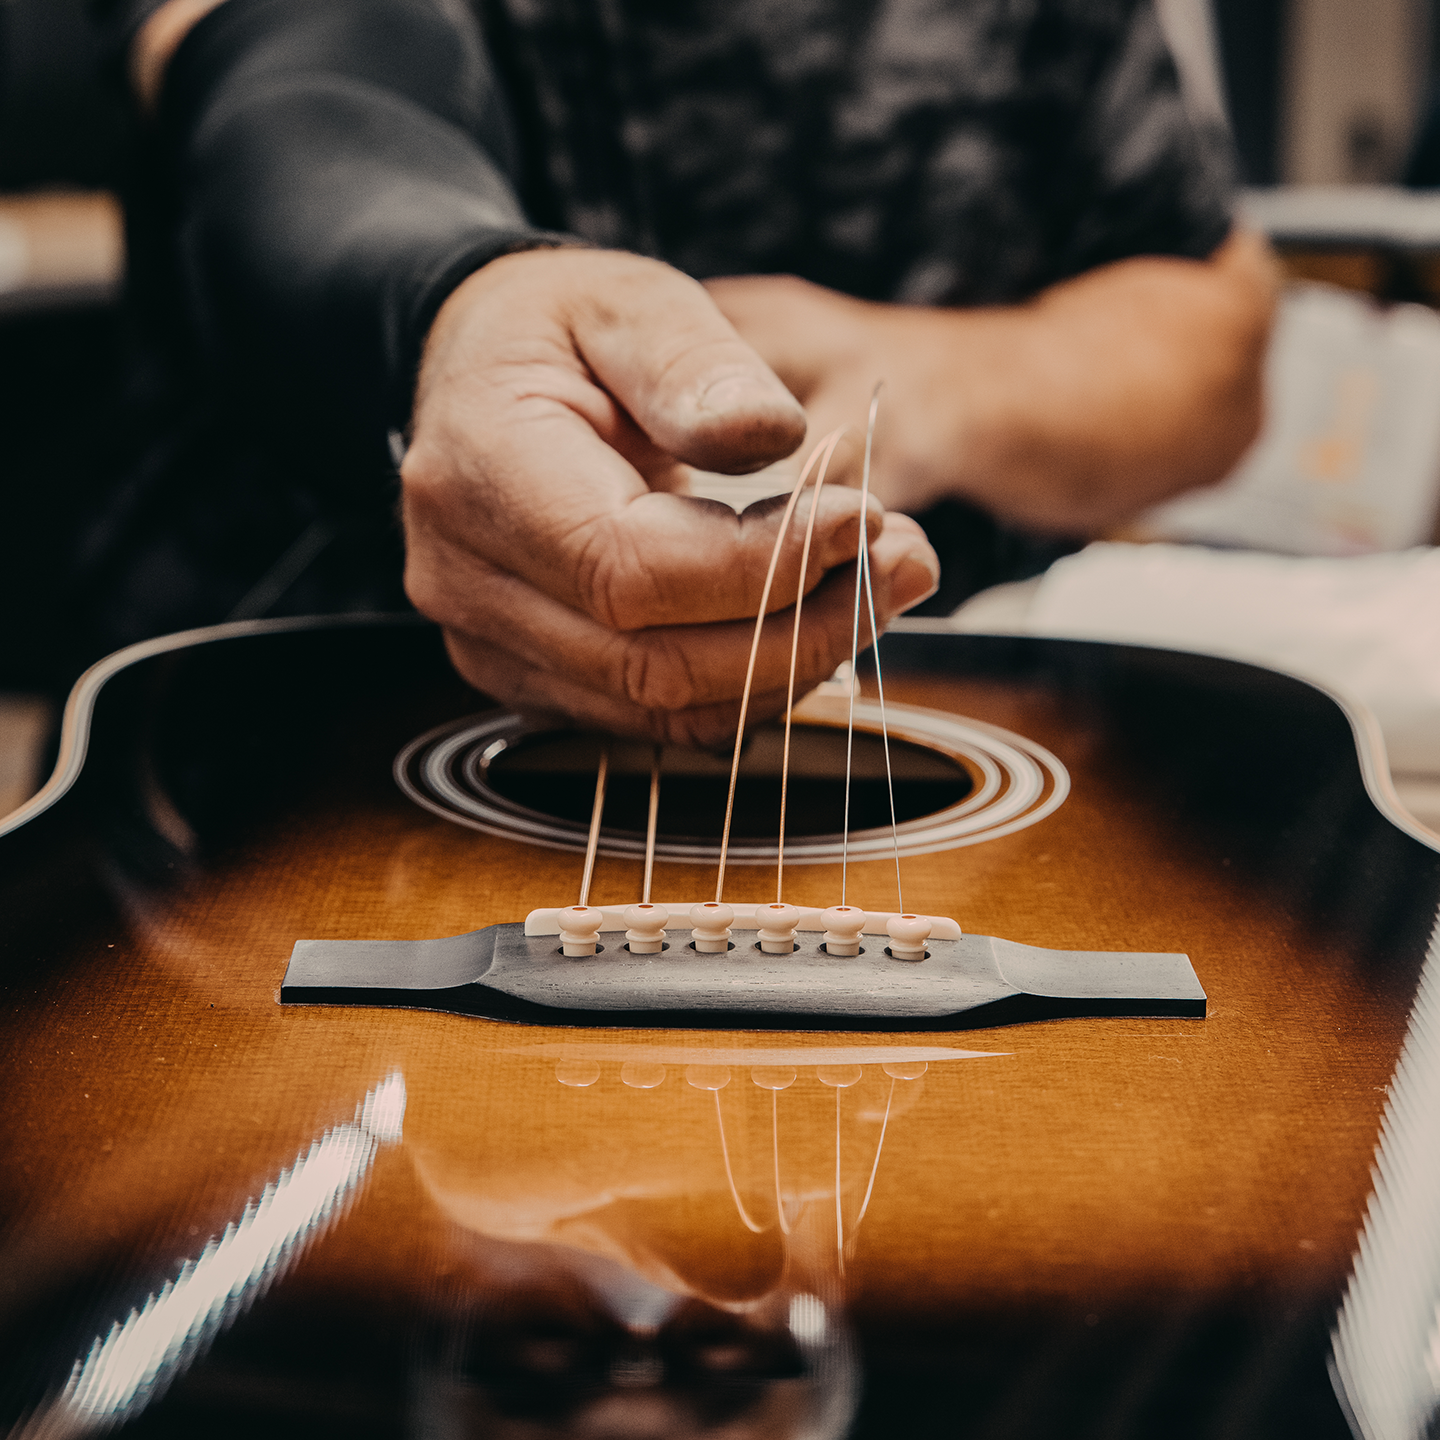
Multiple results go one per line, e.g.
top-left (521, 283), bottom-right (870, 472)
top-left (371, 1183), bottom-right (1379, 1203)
top-left (953, 230), bottom-right (1278, 533)
top-left (712, 231), bottom-right (1278, 535)
top-left (132, 0), bottom-right (566, 438)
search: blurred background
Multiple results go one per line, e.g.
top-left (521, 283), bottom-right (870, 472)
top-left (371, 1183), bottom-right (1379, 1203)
top-left (7, 0), bottom-right (1440, 815)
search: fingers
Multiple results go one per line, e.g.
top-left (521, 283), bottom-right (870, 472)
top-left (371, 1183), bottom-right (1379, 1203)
top-left (405, 430), bottom-right (886, 630)
top-left (442, 632), bottom-right (789, 749)
top-left (563, 255), bottom-right (808, 475)
top-left (568, 486), bottom-right (882, 631)
top-left (402, 246), bottom-right (941, 741)
top-left (414, 511), bottom-right (940, 739)
top-left (866, 510), bottom-right (941, 618)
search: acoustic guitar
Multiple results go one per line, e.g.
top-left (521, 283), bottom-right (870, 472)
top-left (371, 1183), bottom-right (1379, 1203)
top-left (1, 612), bottom-right (1435, 1439)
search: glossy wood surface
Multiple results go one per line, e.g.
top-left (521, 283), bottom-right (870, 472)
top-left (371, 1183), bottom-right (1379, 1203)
top-left (2, 619), bottom-right (1435, 1436)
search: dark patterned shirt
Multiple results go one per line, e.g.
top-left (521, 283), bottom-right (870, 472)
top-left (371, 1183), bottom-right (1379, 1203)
top-left (483, 0), bottom-right (1233, 301)
top-left (71, 0), bottom-right (1233, 666)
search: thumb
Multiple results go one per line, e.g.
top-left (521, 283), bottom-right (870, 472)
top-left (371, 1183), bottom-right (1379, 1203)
top-left (567, 253), bottom-right (807, 474)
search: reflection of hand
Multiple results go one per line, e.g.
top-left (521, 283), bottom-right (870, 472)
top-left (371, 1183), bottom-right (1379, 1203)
top-left (707, 232), bottom-right (1275, 535)
top-left (428, 1239), bottom-right (814, 1440)
top-left (402, 249), bottom-right (940, 746)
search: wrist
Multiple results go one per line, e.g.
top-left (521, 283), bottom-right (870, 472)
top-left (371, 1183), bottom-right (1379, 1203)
top-left (412, 240), bottom-right (589, 424)
top-left (704, 274), bottom-right (872, 400)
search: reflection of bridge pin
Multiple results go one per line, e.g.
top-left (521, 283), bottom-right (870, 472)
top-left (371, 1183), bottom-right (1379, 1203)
top-left (624, 902), bottom-right (668, 954)
top-left (556, 1059), bottom-right (601, 1087)
top-left (821, 905), bottom-right (866, 956)
top-left (686, 1064), bottom-right (732, 1090)
top-left (621, 1060), bottom-right (666, 1088)
top-left (690, 902), bottom-right (733, 953)
top-left (882, 1060), bottom-right (928, 1080)
top-left (887, 913), bottom-right (932, 961)
top-left (756, 902), bottom-right (801, 954)
top-left (751, 1065), bottom-right (797, 1090)
top-left (557, 905), bottom-right (605, 957)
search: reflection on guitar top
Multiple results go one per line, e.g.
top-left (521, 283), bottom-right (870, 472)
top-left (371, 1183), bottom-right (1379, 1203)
top-left (11, 1044), bottom-right (994, 1438)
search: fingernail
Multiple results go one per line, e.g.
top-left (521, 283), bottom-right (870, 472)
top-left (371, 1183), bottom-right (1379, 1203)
top-left (893, 547), bottom-right (941, 610)
top-left (696, 371), bottom-right (798, 418)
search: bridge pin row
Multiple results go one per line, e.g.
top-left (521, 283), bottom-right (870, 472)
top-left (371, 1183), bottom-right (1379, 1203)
top-left (555, 904), bottom-right (933, 959)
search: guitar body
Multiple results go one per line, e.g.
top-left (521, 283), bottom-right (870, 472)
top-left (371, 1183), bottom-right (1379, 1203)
top-left (1, 615), bottom-right (1434, 1438)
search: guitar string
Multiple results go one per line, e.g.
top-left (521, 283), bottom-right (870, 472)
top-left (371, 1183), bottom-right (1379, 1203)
top-left (772, 1089), bottom-right (791, 1235)
top-left (642, 744), bottom-right (662, 904)
top-left (775, 428), bottom-right (847, 902)
top-left (859, 514), bottom-right (905, 914)
top-left (576, 744), bottom-right (610, 909)
top-left (840, 383), bottom-right (883, 908)
top-left (834, 1083), bottom-right (846, 1276)
top-left (714, 429), bottom-right (844, 905)
top-left (854, 1076), bottom-right (896, 1229)
top-left (714, 1089), bottom-right (768, 1234)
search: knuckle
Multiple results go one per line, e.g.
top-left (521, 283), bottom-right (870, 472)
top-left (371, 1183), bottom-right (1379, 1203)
top-left (398, 438), bottom-right (459, 509)
top-left (402, 561), bottom-right (446, 624)
top-left (659, 706), bottom-right (731, 751)
top-left (804, 609), bottom-right (853, 678)
top-left (621, 634), bottom-right (701, 712)
top-left (572, 514), bottom-right (672, 632)
top-left (569, 516), bottom-right (630, 630)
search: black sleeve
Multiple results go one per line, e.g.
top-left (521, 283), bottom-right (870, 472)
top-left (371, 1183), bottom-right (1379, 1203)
top-left (148, 0), bottom-right (571, 439)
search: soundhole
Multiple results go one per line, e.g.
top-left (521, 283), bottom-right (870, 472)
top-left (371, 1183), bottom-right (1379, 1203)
top-left (394, 698), bottom-right (1069, 863)
top-left (488, 727), bottom-right (969, 840)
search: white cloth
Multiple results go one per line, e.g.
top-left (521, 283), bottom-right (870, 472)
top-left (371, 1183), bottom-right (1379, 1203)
top-left (1136, 285), bottom-right (1440, 556)
top-left (951, 542), bottom-right (1440, 776)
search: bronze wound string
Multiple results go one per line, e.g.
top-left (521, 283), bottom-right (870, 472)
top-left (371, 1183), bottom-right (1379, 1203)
top-left (715, 430), bottom-right (845, 904)
top-left (642, 745), bottom-right (662, 904)
top-left (576, 744), bottom-right (610, 909)
top-left (776, 428), bottom-right (847, 902)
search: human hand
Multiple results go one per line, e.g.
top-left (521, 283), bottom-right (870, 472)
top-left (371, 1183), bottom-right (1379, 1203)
top-left (708, 234), bottom-right (1274, 535)
top-left (401, 249), bottom-right (940, 746)
top-left (704, 274), bottom-right (975, 518)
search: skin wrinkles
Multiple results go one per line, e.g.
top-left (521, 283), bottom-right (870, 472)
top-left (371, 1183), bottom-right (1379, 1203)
top-left (418, 537), bottom-right (902, 713)
top-left (571, 492), bottom-right (885, 632)
top-left (415, 500), bottom-right (922, 743)
top-left (441, 624), bottom-right (798, 748)
top-left (621, 629), bottom-right (704, 713)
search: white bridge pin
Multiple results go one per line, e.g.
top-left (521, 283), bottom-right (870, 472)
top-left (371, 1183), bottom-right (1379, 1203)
top-left (689, 902), bottom-right (733, 953)
top-left (886, 913), bottom-right (932, 961)
top-left (821, 905), bottom-right (866, 956)
top-left (756, 902), bottom-right (801, 954)
top-left (556, 905), bottom-right (605, 957)
top-left (624, 902), bottom-right (668, 954)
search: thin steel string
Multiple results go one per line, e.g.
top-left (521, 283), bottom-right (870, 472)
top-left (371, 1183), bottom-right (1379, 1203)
top-left (776, 428), bottom-right (847, 902)
top-left (642, 744), bottom-right (662, 904)
top-left (576, 744), bottom-right (610, 908)
top-left (715, 1090), bottom-right (768, 1234)
top-left (859, 522), bottom-right (904, 913)
top-left (714, 431), bottom-right (843, 904)
top-left (854, 1077), bottom-right (896, 1230)
top-left (840, 384), bottom-right (883, 907)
